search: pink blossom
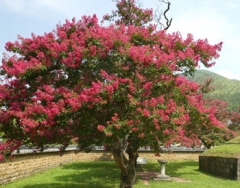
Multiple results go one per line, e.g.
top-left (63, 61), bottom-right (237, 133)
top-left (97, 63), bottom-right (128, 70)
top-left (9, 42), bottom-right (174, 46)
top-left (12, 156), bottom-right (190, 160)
top-left (49, 107), bottom-right (60, 116)
top-left (142, 108), bottom-right (151, 117)
top-left (37, 52), bottom-right (45, 59)
top-left (150, 97), bottom-right (157, 107)
top-left (119, 78), bottom-right (128, 83)
top-left (127, 120), bottom-right (133, 125)
top-left (111, 113), bottom-right (119, 122)
top-left (114, 124), bottom-right (121, 129)
top-left (89, 45), bottom-right (97, 56)
top-left (163, 129), bottom-right (169, 135)
top-left (143, 82), bottom-right (153, 91)
top-left (97, 125), bottom-right (105, 132)
top-left (60, 42), bottom-right (68, 51)
top-left (106, 85), bottom-right (114, 94)
top-left (162, 115), bottom-right (169, 121)
top-left (165, 109), bottom-right (170, 114)
top-left (112, 81), bottom-right (119, 90)
top-left (132, 127), bottom-right (139, 132)
top-left (22, 118), bottom-right (39, 129)
top-left (129, 85), bottom-right (136, 93)
top-left (138, 133), bottom-right (144, 138)
top-left (79, 94), bottom-right (88, 102)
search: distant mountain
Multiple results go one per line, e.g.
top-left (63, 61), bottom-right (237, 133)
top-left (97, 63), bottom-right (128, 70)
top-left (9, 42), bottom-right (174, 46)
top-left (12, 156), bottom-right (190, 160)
top-left (187, 70), bottom-right (240, 110)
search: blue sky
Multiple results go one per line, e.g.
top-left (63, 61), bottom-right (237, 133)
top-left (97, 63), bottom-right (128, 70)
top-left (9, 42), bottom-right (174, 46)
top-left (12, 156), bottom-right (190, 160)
top-left (1, 0), bottom-right (240, 80)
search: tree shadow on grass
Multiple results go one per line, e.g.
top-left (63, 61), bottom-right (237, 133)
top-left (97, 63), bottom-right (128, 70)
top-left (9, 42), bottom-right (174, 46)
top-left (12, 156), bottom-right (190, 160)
top-left (22, 161), bottom-right (119, 188)
top-left (20, 161), bottom-right (200, 188)
top-left (168, 160), bottom-right (200, 177)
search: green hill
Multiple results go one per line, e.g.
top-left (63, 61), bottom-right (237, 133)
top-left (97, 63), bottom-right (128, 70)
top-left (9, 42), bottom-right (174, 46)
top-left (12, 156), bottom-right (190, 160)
top-left (187, 69), bottom-right (240, 110)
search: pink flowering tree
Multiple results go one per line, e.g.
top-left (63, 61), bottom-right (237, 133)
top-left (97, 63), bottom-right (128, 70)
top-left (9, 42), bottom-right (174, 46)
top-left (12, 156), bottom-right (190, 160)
top-left (0, 0), bottom-right (233, 187)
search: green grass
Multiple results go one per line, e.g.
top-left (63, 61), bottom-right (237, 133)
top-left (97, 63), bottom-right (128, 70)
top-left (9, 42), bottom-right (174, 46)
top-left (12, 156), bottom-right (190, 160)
top-left (200, 136), bottom-right (240, 158)
top-left (227, 135), bottom-right (240, 144)
top-left (1, 160), bottom-right (240, 188)
top-left (200, 144), bottom-right (240, 158)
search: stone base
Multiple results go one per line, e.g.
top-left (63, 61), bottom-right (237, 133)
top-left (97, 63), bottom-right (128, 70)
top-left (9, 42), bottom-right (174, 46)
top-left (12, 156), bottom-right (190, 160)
top-left (153, 174), bottom-right (171, 181)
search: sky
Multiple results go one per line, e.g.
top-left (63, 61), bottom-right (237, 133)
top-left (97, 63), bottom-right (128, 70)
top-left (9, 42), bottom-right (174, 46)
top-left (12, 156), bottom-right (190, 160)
top-left (0, 0), bottom-right (240, 80)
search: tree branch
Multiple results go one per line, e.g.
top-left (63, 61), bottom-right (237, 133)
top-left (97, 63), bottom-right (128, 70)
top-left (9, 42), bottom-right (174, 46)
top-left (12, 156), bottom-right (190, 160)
top-left (154, 0), bottom-right (172, 30)
top-left (163, 1), bottom-right (172, 30)
top-left (112, 137), bottom-right (128, 176)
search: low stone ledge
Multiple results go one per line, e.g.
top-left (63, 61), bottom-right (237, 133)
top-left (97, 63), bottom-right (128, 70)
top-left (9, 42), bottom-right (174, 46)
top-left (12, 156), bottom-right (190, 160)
top-left (199, 156), bottom-right (240, 180)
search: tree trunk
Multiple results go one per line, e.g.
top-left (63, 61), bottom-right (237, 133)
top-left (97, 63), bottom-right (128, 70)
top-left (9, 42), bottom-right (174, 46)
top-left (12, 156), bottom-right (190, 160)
top-left (199, 137), bottom-right (214, 149)
top-left (112, 135), bottom-right (139, 188)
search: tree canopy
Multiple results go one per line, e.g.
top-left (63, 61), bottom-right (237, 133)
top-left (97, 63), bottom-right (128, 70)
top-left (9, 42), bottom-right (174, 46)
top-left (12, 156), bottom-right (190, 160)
top-left (0, 0), bottom-right (235, 187)
top-left (0, 0), bottom-right (228, 158)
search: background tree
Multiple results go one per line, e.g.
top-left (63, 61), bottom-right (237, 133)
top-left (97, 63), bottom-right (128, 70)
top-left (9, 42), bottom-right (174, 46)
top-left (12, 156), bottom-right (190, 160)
top-left (186, 76), bottom-right (238, 148)
top-left (229, 108), bottom-right (240, 132)
top-left (190, 97), bottom-right (236, 149)
top-left (185, 78), bottom-right (237, 149)
top-left (0, 0), bottom-right (233, 187)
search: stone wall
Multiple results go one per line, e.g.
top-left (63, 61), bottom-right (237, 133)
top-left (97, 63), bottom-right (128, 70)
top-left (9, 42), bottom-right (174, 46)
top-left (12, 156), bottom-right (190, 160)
top-left (199, 156), bottom-right (240, 180)
top-left (0, 151), bottom-right (201, 185)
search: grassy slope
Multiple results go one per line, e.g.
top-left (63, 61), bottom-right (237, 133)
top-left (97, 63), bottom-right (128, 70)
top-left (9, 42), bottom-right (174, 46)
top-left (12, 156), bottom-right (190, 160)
top-left (200, 144), bottom-right (240, 158)
top-left (201, 136), bottom-right (240, 158)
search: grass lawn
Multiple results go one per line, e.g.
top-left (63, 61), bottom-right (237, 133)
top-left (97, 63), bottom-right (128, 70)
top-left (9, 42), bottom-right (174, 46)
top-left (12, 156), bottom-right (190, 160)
top-left (1, 160), bottom-right (240, 188)
top-left (201, 136), bottom-right (240, 158)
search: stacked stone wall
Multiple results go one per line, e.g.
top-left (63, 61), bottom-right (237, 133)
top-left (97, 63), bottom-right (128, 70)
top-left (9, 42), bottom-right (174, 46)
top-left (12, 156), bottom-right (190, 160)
top-left (0, 151), bottom-right (201, 185)
top-left (199, 156), bottom-right (240, 180)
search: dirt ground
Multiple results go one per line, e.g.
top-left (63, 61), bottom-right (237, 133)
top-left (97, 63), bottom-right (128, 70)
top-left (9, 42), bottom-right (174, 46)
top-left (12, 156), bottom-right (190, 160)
top-left (137, 171), bottom-right (191, 185)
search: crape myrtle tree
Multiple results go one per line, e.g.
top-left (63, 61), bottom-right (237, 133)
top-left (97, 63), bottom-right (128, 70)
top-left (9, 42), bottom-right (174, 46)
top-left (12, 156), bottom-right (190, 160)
top-left (0, 0), bottom-right (231, 187)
